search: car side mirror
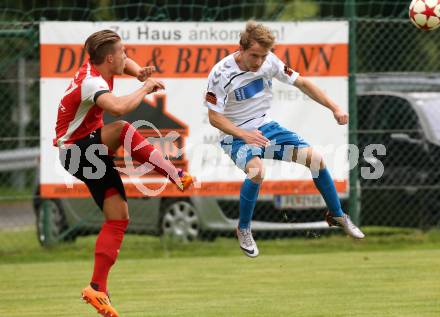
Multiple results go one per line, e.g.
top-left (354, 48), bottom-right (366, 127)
top-left (390, 133), bottom-right (423, 145)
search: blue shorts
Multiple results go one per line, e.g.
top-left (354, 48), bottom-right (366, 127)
top-left (220, 121), bottom-right (310, 170)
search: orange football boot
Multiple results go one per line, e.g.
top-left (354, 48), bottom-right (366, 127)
top-left (81, 285), bottom-right (119, 317)
top-left (177, 169), bottom-right (196, 191)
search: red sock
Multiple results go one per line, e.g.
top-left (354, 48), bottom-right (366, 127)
top-left (91, 219), bottom-right (129, 292)
top-left (119, 122), bottom-right (181, 185)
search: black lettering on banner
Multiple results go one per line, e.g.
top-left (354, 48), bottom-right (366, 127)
top-left (281, 49), bottom-right (291, 69)
top-left (194, 48), bottom-right (211, 73)
top-left (215, 48), bottom-right (230, 63)
top-left (297, 47), bottom-right (313, 71)
top-left (78, 48), bottom-right (87, 68)
top-left (137, 26), bottom-right (149, 39)
top-left (56, 47), bottom-right (76, 73)
top-left (317, 47), bottom-right (335, 71)
top-left (174, 30), bottom-right (182, 40)
top-left (138, 26), bottom-right (182, 41)
top-left (125, 47), bottom-right (136, 59)
top-left (175, 48), bottom-right (191, 73)
top-left (146, 48), bottom-right (164, 73)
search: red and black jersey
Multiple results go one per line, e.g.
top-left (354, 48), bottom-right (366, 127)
top-left (53, 60), bottom-right (113, 147)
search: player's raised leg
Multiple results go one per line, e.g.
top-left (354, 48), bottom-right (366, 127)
top-left (292, 147), bottom-right (365, 239)
top-left (101, 120), bottom-right (194, 191)
top-left (236, 156), bottom-right (264, 258)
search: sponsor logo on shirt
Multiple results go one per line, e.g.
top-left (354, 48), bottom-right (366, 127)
top-left (205, 91), bottom-right (217, 105)
top-left (234, 78), bottom-right (264, 101)
top-left (284, 65), bottom-right (294, 76)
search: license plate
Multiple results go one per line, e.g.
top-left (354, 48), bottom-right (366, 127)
top-left (274, 194), bottom-right (326, 209)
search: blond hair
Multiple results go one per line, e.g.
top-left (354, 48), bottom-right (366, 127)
top-left (239, 21), bottom-right (275, 50)
top-left (85, 30), bottom-right (121, 65)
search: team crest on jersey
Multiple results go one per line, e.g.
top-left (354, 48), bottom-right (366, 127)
top-left (205, 92), bottom-right (217, 105)
top-left (284, 65), bottom-right (294, 76)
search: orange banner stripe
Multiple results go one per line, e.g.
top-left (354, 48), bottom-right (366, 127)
top-left (40, 180), bottom-right (347, 198)
top-left (40, 44), bottom-right (348, 78)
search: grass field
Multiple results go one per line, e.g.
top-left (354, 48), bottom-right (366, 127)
top-left (1, 228), bottom-right (440, 316)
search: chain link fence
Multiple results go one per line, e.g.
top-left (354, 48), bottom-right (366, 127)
top-left (0, 24), bottom-right (39, 240)
top-left (1, 1), bottom-right (439, 250)
top-left (356, 17), bottom-right (440, 229)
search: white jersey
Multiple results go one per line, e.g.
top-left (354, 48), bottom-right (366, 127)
top-left (204, 51), bottom-right (299, 139)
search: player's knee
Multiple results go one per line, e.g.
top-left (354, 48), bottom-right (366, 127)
top-left (118, 205), bottom-right (129, 220)
top-left (103, 195), bottom-right (130, 220)
top-left (247, 166), bottom-right (265, 183)
top-left (249, 173), bottom-right (264, 184)
top-left (116, 120), bottom-right (133, 147)
top-left (120, 213), bottom-right (129, 221)
top-left (115, 120), bottom-right (129, 134)
top-left (307, 151), bottom-right (325, 170)
top-left (115, 209), bottom-right (129, 221)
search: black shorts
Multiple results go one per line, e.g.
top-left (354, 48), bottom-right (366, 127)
top-left (58, 128), bottom-right (127, 210)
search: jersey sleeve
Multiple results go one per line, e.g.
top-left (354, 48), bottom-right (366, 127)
top-left (204, 67), bottom-right (227, 113)
top-left (270, 52), bottom-right (299, 85)
top-left (81, 76), bottom-right (111, 104)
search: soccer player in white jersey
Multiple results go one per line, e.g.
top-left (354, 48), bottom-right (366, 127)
top-left (205, 21), bottom-right (365, 258)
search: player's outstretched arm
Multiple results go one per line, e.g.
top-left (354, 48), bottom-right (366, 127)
top-left (208, 109), bottom-right (269, 147)
top-left (294, 76), bottom-right (348, 125)
top-left (124, 58), bottom-right (156, 81)
top-left (96, 78), bottom-right (164, 117)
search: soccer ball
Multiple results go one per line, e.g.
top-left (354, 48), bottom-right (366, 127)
top-left (409, 0), bottom-right (440, 30)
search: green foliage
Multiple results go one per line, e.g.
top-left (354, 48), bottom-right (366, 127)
top-left (0, 1), bottom-right (410, 22)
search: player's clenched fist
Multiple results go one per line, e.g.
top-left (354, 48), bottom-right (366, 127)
top-left (333, 109), bottom-right (348, 125)
top-left (144, 78), bottom-right (165, 94)
top-left (137, 66), bottom-right (156, 82)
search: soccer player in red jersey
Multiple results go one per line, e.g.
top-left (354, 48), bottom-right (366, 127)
top-left (54, 30), bottom-right (194, 317)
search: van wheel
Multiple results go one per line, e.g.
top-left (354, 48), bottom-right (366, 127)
top-left (36, 199), bottom-right (76, 247)
top-left (160, 199), bottom-right (200, 242)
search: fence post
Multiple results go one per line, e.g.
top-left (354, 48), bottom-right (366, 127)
top-left (346, 0), bottom-right (361, 225)
top-left (12, 57), bottom-right (29, 190)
